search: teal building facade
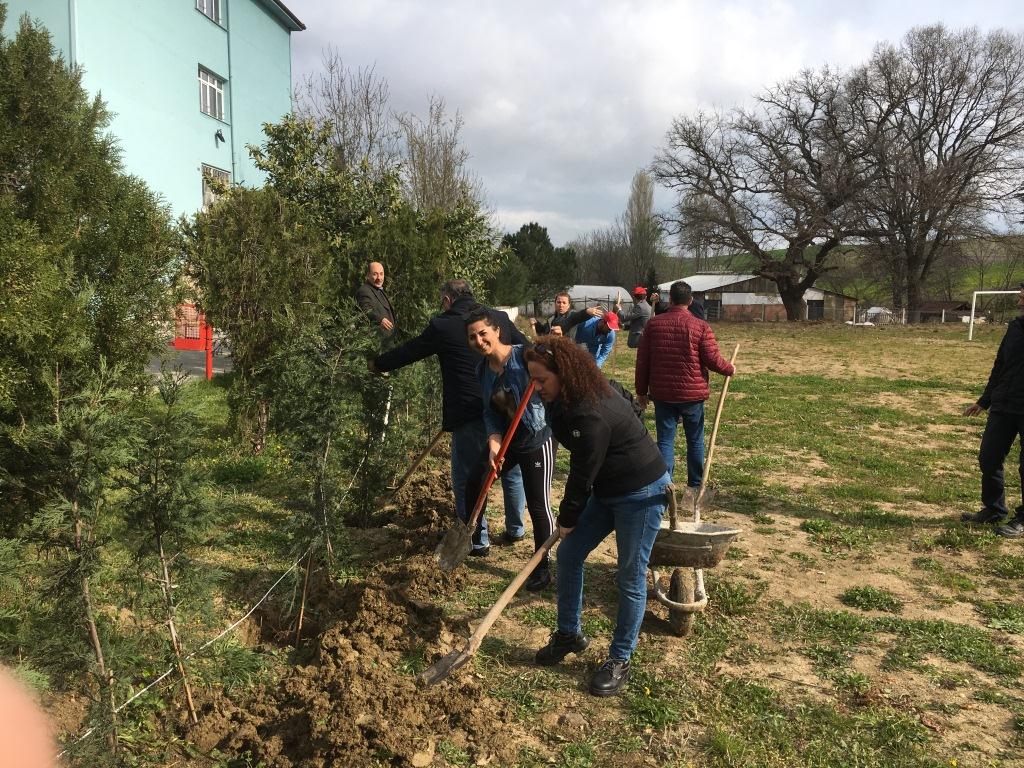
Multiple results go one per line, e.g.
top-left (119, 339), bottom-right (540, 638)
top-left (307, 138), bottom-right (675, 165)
top-left (2, 0), bottom-right (304, 214)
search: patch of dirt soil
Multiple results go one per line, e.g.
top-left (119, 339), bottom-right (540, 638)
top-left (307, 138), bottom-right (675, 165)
top-left (192, 471), bottom-right (530, 768)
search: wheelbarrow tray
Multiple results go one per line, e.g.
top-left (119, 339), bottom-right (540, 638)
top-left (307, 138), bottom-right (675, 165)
top-left (649, 521), bottom-right (740, 569)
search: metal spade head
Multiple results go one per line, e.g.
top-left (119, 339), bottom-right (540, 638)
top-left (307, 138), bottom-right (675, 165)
top-left (695, 485), bottom-right (717, 512)
top-left (434, 522), bottom-right (474, 572)
top-left (418, 648), bottom-right (473, 686)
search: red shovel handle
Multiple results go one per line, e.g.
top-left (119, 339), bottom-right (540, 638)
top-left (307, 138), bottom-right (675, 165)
top-left (466, 380), bottom-right (537, 530)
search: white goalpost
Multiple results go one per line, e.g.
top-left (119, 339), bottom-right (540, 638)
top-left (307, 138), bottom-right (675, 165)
top-left (968, 290), bottom-right (1020, 340)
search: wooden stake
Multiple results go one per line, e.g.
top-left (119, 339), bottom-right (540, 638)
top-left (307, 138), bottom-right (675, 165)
top-left (294, 548), bottom-right (314, 646)
top-left (158, 535), bottom-right (198, 724)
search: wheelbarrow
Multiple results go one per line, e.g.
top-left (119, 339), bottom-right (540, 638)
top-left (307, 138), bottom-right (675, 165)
top-left (650, 485), bottom-right (740, 635)
top-left (649, 343), bottom-right (741, 636)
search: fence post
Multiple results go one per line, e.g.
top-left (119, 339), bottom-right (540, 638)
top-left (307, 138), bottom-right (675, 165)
top-left (205, 325), bottom-right (213, 381)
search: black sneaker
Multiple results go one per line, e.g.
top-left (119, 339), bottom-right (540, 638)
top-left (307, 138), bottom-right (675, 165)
top-left (997, 517), bottom-right (1024, 539)
top-left (468, 545), bottom-right (490, 558)
top-left (500, 530), bottom-right (526, 544)
top-left (524, 564), bottom-right (551, 592)
top-left (535, 630), bottom-right (590, 666)
top-left (589, 658), bottom-right (630, 697)
top-left (961, 509), bottom-right (1006, 524)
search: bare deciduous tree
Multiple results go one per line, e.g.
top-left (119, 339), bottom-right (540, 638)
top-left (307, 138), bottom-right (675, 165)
top-left (653, 68), bottom-right (870, 320)
top-left (852, 25), bottom-right (1024, 313)
top-left (294, 51), bottom-right (481, 215)
top-left (396, 95), bottom-right (481, 213)
top-left (570, 225), bottom-right (631, 287)
top-left (293, 49), bottom-right (399, 175)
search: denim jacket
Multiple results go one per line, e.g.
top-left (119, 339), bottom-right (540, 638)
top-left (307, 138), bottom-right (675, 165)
top-left (479, 345), bottom-right (550, 452)
top-left (574, 316), bottom-right (616, 368)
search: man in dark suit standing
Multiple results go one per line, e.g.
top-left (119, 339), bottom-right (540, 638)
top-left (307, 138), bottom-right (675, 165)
top-left (356, 261), bottom-right (397, 337)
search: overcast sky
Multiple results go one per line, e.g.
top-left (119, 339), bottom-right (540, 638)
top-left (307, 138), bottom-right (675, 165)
top-left (284, 0), bottom-right (1024, 246)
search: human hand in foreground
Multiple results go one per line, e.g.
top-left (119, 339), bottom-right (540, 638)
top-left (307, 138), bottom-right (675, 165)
top-left (380, 317), bottom-right (394, 331)
top-left (964, 403), bottom-right (984, 417)
top-left (551, 326), bottom-right (563, 336)
top-left (587, 306), bottom-right (604, 317)
top-left (558, 524), bottom-right (574, 538)
top-left (637, 395), bottom-right (649, 410)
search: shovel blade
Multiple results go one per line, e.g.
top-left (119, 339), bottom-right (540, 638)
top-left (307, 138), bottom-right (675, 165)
top-left (418, 648), bottom-right (472, 686)
top-left (696, 485), bottom-right (717, 512)
top-left (434, 523), bottom-right (473, 572)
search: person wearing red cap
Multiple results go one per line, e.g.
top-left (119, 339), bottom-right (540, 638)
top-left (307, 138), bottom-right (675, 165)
top-left (572, 309), bottom-right (619, 368)
top-left (616, 287), bottom-right (653, 349)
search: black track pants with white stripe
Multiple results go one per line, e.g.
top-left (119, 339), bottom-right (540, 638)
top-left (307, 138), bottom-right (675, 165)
top-left (465, 436), bottom-right (556, 556)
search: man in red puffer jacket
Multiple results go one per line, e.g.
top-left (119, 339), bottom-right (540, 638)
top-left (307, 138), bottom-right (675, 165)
top-left (635, 281), bottom-right (735, 487)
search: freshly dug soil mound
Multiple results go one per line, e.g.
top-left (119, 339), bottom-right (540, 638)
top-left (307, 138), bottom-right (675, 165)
top-left (193, 472), bottom-right (529, 767)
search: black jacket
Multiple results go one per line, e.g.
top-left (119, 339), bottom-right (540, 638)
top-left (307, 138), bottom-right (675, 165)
top-left (547, 389), bottom-right (667, 528)
top-left (355, 283), bottom-right (396, 332)
top-left (980, 316), bottom-right (1024, 413)
top-left (534, 311), bottom-right (573, 336)
top-left (374, 297), bottom-right (528, 430)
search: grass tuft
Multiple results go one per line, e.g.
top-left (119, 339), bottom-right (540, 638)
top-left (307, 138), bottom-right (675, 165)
top-left (840, 586), bottom-right (904, 614)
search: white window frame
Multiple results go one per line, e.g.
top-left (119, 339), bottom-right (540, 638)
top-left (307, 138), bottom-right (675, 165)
top-left (201, 164), bottom-right (231, 210)
top-left (198, 67), bottom-right (225, 121)
top-left (196, 0), bottom-right (221, 25)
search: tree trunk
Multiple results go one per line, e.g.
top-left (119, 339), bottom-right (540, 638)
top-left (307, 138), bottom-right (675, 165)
top-left (75, 513), bottom-right (118, 752)
top-left (776, 282), bottom-right (807, 321)
top-left (157, 534), bottom-right (198, 725)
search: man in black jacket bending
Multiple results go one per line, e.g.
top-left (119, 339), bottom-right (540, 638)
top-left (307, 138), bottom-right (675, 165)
top-left (963, 285), bottom-right (1024, 538)
top-left (371, 280), bottom-right (526, 554)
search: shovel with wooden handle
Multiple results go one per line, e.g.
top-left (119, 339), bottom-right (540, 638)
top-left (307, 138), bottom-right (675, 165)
top-left (693, 343), bottom-right (739, 522)
top-left (385, 429), bottom-right (444, 495)
top-left (420, 529), bottom-right (560, 686)
top-left (434, 382), bottom-right (536, 573)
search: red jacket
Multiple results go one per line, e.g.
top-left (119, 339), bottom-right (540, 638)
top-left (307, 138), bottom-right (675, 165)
top-left (635, 305), bottom-right (734, 403)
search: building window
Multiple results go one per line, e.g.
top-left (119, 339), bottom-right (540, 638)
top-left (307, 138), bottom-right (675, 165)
top-left (199, 68), bottom-right (225, 120)
top-left (196, 0), bottom-right (221, 25)
top-left (202, 164), bottom-right (230, 210)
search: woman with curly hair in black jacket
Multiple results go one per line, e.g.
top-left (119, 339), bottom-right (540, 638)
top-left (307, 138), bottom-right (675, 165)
top-left (524, 335), bottom-right (670, 697)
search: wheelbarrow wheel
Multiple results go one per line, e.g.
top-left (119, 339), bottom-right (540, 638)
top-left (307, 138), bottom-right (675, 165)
top-left (668, 568), bottom-right (695, 636)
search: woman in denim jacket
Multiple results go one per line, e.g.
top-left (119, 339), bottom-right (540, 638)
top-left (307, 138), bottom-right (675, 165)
top-left (464, 307), bottom-right (555, 591)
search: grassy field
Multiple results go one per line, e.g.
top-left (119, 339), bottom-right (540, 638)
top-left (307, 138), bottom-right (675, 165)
top-left (48, 321), bottom-right (1024, 767)
top-left (468, 321), bottom-right (1024, 768)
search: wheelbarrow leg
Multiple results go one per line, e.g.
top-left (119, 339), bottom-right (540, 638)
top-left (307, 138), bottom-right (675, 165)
top-left (668, 567), bottom-right (696, 637)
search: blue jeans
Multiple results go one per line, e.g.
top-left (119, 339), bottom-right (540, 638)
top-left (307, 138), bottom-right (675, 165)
top-left (654, 400), bottom-right (705, 487)
top-left (555, 472), bottom-right (670, 660)
top-left (450, 419), bottom-right (525, 549)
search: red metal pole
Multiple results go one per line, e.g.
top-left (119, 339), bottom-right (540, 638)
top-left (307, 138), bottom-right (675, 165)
top-left (204, 322), bottom-right (213, 381)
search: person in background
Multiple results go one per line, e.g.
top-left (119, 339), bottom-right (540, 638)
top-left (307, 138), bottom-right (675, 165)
top-left (617, 286), bottom-right (653, 349)
top-left (465, 308), bottom-right (555, 589)
top-left (689, 292), bottom-right (707, 320)
top-left (635, 280), bottom-right (735, 488)
top-left (525, 335), bottom-right (670, 697)
top-left (530, 291), bottom-right (575, 337)
top-left (963, 283), bottom-right (1024, 539)
top-left (355, 261), bottom-right (397, 337)
top-left (370, 280), bottom-right (526, 554)
top-left (570, 310), bottom-right (619, 368)
top-left (649, 291), bottom-right (669, 316)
